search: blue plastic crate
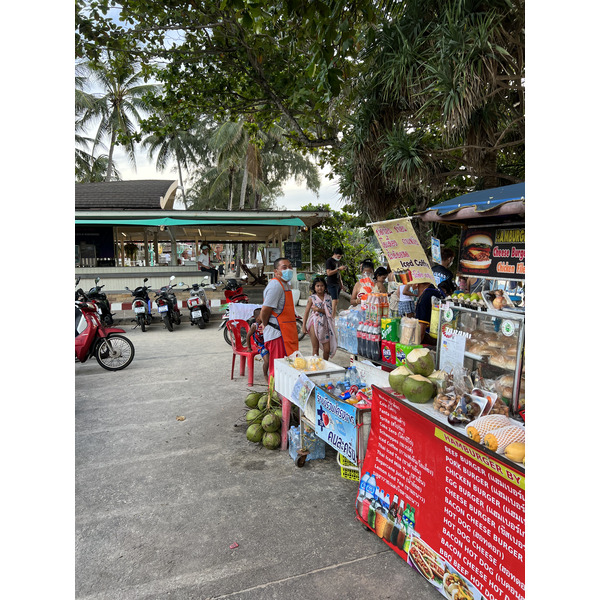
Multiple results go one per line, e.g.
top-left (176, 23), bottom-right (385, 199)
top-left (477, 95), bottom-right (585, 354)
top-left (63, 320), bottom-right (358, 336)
top-left (288, 425), bottom-right (326, 462)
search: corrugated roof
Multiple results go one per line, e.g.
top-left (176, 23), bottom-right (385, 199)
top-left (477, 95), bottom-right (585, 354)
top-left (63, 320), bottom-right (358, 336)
top-left (75, 180), bottom-right (178, 210)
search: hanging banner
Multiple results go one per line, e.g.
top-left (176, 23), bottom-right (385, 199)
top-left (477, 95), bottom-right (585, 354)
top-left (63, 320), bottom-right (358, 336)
top-left (372, 218), bottom-right (435, 285)
top-left (458, 226), bottom-right (525, 281)
top-left (356, 386), bottom-right (525, 600)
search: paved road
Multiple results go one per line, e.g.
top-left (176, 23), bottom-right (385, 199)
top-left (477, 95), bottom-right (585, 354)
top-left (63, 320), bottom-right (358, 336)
top-left (76, 320), bottom-right (441, 600)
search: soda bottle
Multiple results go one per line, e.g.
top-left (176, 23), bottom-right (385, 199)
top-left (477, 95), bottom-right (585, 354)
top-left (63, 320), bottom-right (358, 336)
top-left (373, 324), bottom-right (381, 361)
top-left (357, 319), bottom-right (365, 356)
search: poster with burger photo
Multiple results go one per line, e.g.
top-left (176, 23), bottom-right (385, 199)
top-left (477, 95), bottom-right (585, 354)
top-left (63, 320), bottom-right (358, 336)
top-left (459, 232), bottom-right (493, 274)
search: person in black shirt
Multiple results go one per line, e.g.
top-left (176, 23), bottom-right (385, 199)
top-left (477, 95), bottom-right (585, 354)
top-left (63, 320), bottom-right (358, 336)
top-left (325, 247), bottom-right (346, 315)
top-left (410, 279), bottom-right (446, 345)
top-left (432, 248), bottom-right (455, 294)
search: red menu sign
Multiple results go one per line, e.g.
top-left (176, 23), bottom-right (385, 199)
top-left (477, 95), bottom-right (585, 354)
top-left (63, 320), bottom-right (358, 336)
top-left (356, 387), bottom-right (525, 600)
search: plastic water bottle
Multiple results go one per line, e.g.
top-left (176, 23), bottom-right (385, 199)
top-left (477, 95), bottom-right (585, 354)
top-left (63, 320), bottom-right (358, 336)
top-left (337, 312), bottom-right (344, 349)
top-left (353, 311), bottom-right (360, 353)
top-left (366, 473), bottom-right (376, 500)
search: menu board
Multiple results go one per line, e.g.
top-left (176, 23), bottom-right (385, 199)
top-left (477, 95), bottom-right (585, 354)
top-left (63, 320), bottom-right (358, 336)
top-left (284, 241), bottom-right (302, 268)
top-left (458, 225), bottom-right (525, 281)
top-left (356, 387), bottom-right (524, 600)
top-left (371, 218), bottom-right (436, 285)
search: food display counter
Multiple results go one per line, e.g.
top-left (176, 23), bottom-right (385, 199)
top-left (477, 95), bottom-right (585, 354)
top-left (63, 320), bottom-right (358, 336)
top-left (356, 385), bottom-right (524, 600)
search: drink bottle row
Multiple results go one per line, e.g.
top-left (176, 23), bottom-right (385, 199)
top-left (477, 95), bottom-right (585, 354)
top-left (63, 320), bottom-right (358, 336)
top-left (356, 471), bottom-right (417, 551)
top-left (337, 293), bottom-right (389, 361)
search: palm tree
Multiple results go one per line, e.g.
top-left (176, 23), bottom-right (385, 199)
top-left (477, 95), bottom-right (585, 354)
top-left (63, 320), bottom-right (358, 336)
top-left (141, 115), bottom-right (212, 206)
top-left (78, 55), bottom-right (159, 181)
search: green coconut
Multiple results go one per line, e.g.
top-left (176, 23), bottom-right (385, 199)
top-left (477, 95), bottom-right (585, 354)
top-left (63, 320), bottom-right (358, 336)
top-left (246, 423), bottom-right (264, 443)
top-left (388, 365), bottom-right (413, 393)
top-left (246, 409), bottom-right (263, 424)
top-left (262, 431), bottom-right (281, 450)
top-left (272, 408), bottom-right (283, 420)
top-left (257, 394), bottom-right (270, 411)
top-left (261, 413), bottom-right (281, 433)
top-left (245, 392), bottom-right (262, 409)
top-left (402, 374), bottom-right (435, 404)
top-left (406, 348), bottom-right (435, 377)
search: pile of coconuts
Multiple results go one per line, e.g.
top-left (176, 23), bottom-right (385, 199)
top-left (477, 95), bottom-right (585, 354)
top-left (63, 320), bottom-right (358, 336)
top-left (244, 381), bottom-right (283, 449)
top-left (388, 348), bottom-right (447, 404)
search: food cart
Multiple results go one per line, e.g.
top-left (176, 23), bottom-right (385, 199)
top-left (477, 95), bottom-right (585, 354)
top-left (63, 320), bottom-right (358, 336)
top-left (351, 184), bottom-right (525, 600)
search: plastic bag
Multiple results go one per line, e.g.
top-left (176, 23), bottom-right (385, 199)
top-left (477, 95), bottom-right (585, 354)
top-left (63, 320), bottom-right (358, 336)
top-left (451, 366), bottom-right (474, 396)
top-left (400, 317), bottom-right (419, 345)
top-left (287, 350), bottom-right (308, 370)
top-left (433, 393), bottom-right (458, 415)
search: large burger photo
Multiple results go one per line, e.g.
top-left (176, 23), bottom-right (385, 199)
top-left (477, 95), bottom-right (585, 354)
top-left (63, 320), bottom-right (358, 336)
top-left (460, 233), bottom-right (493, 270)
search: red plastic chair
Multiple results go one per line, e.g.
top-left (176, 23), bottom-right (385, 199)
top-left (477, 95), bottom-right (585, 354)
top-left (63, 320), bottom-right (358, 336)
top-left (227, 319), bottom-right (260, 386)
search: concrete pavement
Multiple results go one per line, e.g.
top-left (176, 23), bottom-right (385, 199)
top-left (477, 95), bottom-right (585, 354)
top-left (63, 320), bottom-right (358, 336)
top-left (76, 321), bottom-right (441, 599)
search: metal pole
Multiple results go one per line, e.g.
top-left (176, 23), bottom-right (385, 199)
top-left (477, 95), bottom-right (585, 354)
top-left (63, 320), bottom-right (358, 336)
top-left (310, 226), bottom-right (313, 272)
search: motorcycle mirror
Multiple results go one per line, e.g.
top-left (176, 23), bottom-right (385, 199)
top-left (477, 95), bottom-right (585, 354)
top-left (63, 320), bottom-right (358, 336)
top-left (75, 277), bottom-right (80, 286)
top-left (125, 286), bottom-right (130, 291)
top-left (178, 282), bottom-right (186, 287)
top-left (95, 276), bottom-right (100, 284)
top-left (144, 278), bottom-right (148, 283)
top-left (170, 275), bottom-right (175, 281)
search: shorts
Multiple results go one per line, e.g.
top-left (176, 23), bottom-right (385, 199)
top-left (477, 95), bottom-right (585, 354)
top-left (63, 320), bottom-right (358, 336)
top-left (327, 284), bottom-right (341, 300)
top-left (265, 337), bottom-right (286, 377)
top-left (397, 300), bottom-right (415, 315)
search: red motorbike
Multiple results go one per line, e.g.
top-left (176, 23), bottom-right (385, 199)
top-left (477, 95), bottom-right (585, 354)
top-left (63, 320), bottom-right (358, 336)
top-left (75, 285), bottom-right (135, 371)
top-left (218, 279), bottom-right (249, 344)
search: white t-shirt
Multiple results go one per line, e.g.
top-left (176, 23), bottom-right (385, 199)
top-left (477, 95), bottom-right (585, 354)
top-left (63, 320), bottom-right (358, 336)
top-left (262, 278), bottom-right (290, 342)
top-left (398, 285), bottom-right (415, 302)
top-left (198, 252), bottom-right (210, 267)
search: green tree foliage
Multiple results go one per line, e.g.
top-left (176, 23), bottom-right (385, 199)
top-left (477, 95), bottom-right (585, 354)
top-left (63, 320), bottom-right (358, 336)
top-left (338, 0), bottom-right (525, 224)
top-left (297, 203), bottom-right (379, 288)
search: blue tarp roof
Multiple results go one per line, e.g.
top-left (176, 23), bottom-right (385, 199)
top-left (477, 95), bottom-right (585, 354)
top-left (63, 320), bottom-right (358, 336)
top-left (422, 183), bottom-right (525, 216)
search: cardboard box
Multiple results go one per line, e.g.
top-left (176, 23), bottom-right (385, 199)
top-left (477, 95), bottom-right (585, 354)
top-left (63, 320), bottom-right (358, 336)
top-left (381, 317), bottom-right (401, 342)
top-left (381, 340), bottom-right (397, 365)
top-left (395, 343), bottom-right (422, 366)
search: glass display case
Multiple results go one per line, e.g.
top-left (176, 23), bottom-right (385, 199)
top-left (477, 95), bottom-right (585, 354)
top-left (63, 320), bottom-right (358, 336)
top-left (435, 301), bottom-right (525, 417)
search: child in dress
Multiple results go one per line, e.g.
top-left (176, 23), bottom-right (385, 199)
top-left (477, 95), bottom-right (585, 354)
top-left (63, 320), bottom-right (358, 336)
top-left (302, 277), bottom-right (337, 360)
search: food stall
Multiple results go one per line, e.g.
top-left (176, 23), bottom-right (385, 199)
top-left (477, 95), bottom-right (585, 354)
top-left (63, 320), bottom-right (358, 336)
top-left (347, 185), bottom-right (525, 600)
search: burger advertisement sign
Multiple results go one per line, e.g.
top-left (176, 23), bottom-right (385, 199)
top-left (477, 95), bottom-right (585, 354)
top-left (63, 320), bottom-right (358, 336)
top-left (459, 226), bottom-right (524, 280)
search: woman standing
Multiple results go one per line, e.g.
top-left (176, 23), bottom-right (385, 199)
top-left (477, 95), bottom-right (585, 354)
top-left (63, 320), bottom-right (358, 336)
top-left (302, 277), bottom-right (337, 360)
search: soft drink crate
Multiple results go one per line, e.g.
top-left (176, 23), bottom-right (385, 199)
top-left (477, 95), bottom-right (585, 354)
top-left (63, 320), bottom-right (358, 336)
top-left (337, 453), bottom-right (360, 481)
top-left (381, 317), bottom-right (401, 343)
top-left (273, 358), bottom-right (346, 400)
top-left (395, 343), bottom-right (423, 366)
top-left (381, 340), bottom-right (397, 365)
top-left (288, 425), bottom-right (326, 462)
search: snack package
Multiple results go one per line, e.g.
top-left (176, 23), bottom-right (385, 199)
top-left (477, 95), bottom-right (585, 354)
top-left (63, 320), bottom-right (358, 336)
top-left (451, 367), bottom-right (474, 396)
top-left (433, 393), bottom-right (458, 416)
top-left (448, 393), bottom-right (488, 427)
top-left (306, 355), bottom-right (325, 371)
top-left (288, 350), bottom-right (307, 370)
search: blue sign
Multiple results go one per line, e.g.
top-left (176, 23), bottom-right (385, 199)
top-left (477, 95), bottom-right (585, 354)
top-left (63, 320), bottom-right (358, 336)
top-left (314, 387), bottom-right (358, 464)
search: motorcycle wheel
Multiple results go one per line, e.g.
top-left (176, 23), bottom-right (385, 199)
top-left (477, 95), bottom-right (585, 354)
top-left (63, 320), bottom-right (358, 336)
top-left (163, 313), bottom-right (174, 331)
top-left (198, 318), bottom-right (206, 329)
top-left (174, 312), bottom-right (181, 326)
top-left (103, 313), bottom-right (114, 327)
top-left (138, 315), bottom-right (146, 332)
top-left (95, 335), bottom-right (135, 371)
top-left (223, 325), bottom-right (232, 345)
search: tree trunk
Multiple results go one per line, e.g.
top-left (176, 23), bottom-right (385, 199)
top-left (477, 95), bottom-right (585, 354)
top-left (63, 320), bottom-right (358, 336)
top-left (227, 168), bottom-right (234, 211)
top-left (176, 156), bottom-right (187, 206)
top-left (239, 163), bottom-right (249, 210)
top-left (105, 129), bottom-right (117, 182)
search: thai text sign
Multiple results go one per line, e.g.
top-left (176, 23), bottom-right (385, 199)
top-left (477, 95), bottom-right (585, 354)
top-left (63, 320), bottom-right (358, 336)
top-left (372, 218), bottom-right (435, 285)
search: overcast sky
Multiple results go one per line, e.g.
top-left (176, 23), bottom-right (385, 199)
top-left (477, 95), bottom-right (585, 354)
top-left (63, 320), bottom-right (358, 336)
top-left (113, 146), bottom-right (345, 212)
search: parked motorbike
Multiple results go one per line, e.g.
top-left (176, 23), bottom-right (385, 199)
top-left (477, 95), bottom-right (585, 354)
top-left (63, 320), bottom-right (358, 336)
top-left (154, 275), bottom-right (182, 331)
top-left (75, 286), bottom-right (135, 371)
top-left (218, 278), bottom-right (250, 344)
top-left (125, 277), bottom-right (153, 332)
top-left (179, 281), bottom-right (212, 329)
top-left (85, 276), bottom-right (115, 326)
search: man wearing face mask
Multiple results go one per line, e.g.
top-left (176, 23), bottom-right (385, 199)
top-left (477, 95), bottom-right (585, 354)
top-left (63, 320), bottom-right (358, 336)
top-left (260, 257), bottom-right (299, 376)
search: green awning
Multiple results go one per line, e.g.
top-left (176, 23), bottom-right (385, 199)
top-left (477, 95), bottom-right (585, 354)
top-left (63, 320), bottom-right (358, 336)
top-left (75, 217), bottom-right (305, 227)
